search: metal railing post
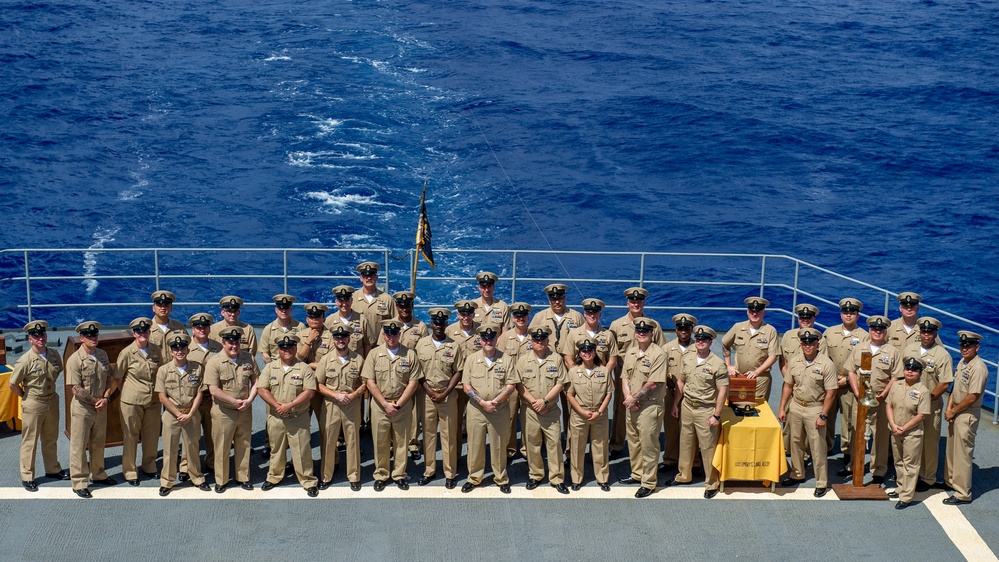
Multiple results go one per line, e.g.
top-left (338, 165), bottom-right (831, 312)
top-left (510, 251), bottom-right (518, 302)
top-left (23, 250), bottom-right (32, 323)
top-left (759, 256), bottom-right (767, 298)
top-left (154, 249), bottom-right (161, 291)
top-left (791, 260), bottom-right (800, 330)
top-left (639, 253), bottom-right (646, 287)
top-left (283, 250), bottom-right (289, 294)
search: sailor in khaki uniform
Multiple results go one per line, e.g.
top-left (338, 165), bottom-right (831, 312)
top-left (66, 321), bottom-right (117, 498)
top-left (300, 302), bottom-right (333, 367)
top-left (390, 291), bottom-right (429, 460)
top-left (517, 326), bottom-right (569, 493)
top-left (353, 261), bottom-right (397, 336)
top-left (721, 297), bottom-right (780, 401)
top-left (821, 298), bottom-right (869, 468)
top-left (415, 308), bottom-right (465, 489)
top-left (561, 299), bottom-right (619, 370)
top-left (155, 331), bottom-right (211, 496)
top-left (10, 320), bottom-right (68, 491)
top-left (885, 358), bottom-right (931, 508)
top-left (362, 319), bottom-right (423, 490)
top-left (115, 317), bottom-right (163, 485)
top-left (529, 283), bottom-right (584, 355)
top-left (315, 325), bottom-right (365, 491)
top-left (257, 334), bottom-right (320, 497)
top-left (499, 302), bottom-right (533, 458)
top-left (183, 312), bottom-right (221, 477)
top-left (608, 287), bottom-right (665, 457)
top-left (673, 326), bottom-right (729, 499)
top-left (324, 286), bottom-right (375, 358)
top-left (149, 290), bottom-right (187, 364)
top-left (847, 315), bottom-right (902, 484)
top-left (661, 313), bottom-right (697, 470)
top-left (619, 319), bottom-right (668, 498)
top-left (943, 331), bottom-right (988, 504)
top-left (447, 299), bottom-right (481, 357)
top-left (205, 326), bottom-right (259, 492)
top-left (473, 271), bottom-right (511, 331)
top-left (565, 338), bottom-right (613, 491)
top-left (462, 325), bottom-right (519, 493)
top-left (902, 317), bottom-right (953, 490)
top-left (209, 296), bottom-right (258, 356)
top-left (777, 304), bottom-right (825, 454)
top-left (887, 292), bottom-right (923, 351)
top-left (259, 294), bottom-right (306, 363)
top-left (777, 328), bottom-right (837, 497)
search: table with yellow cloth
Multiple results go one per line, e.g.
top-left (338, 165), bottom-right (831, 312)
top-left (0, 365), bottom-right (23, 430)
top-left (711, 401), bottom-right (787, 492)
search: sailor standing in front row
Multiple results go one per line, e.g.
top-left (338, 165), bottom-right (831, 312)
top-left (205, 326), bottom-right (259, 493)
top-left (10, 320), bottom-right (69, 491)
top-left (885, 357), bottom-right (930, 509)
top-left (66, 321), bottom-right (117, 498)
top-left (943, 331), bottom-right (988, 505)
top-left (778, 328), bottom-right (837, 497)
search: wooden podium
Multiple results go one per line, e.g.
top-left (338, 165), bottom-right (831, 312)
top-left (62, 331), bottom-right (134, 446)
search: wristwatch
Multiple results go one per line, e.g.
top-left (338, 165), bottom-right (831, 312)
top-left (819, 414), bottom-right (828, 421)
top-left (712, 414), bottom-right (721, 421)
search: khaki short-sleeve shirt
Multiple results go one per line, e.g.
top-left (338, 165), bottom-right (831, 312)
top-left (886, 381), bottom-right (931, 432)
top-left (567, 365), bottom-right (611, 410)
top-left (11, 348), bottom-right (62, 398)
top-left (414, 336), bottom-right (464, 391)
top-left (901, 343), bottom-right (954, 391)
top-left (848, 342), bottom-right (902, 393)
top-left (258, 360), bottom-right (316, 416)
top-left (722, 321), bottom-right (780, 373)
top-left (154, 361), bottom-right (205, 410)
top-left (517, 351), bottom-right (568, 402)
top-left (361, 346), bottom-right (423, 400)
top-left (621, 344), bottom-right (668, 403)
top-left (822, 325), bottom-right (870, 375)
top-left (462, 351), bottom-right (520, 402)
top-left (951, 356), bottom-right (988, 415)
top-left (66, 347), bottom-right (113, 410)
top-left (204, 351), bottom-right (259, 406)
top-left (786, 354), bottom-right (838, 404)
top-left (115, 342), bottom-right (163, 405)
top-left (315, 351), bottom-right (364, 393)
top-left (679, 353), bottom-right (729, 404)
top-left (560, 325), bottom-right (619, 365)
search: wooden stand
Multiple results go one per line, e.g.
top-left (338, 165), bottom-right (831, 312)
top-left (832, 392), bottom-right (888, 500)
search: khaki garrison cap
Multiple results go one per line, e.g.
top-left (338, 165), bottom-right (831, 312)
top-left (745, 297), bottom-right (769, 311)
top-left (867, 316), bottom-right (890, 330)
top-left (794, 304), bottom-right (819, 317)
top-left (189, 313), bottom-right (214, 327)
top-left (957, 331), bottom-right (983, 344)
top-left (130, 317), bottom-right (153, 331)
top-left (917, 317), bottom-right (942, 331)
top-left (798, 328), bottom-right (822, 342)
top-left (897, 292), bottom-right (922, 306)
top-left (510, 302), bottom-right (532, 316)
top-left (476, 271), bottom-right (499, 284)
top-left (151, 290), bottom-right (176, 304)
top-left (23, 320), bottom-right (49, 335)
top-left (166, 331), bottom-right (191, 347)
top-left (219, 296), bottom-right (243, 309)
top-left (623, 287), bottom-right (648, 300)
top-left (356, 261), bottom-right (380, 275)
top-left (218, 326), bottom-right (244, 340)
top-left (272, 294), bottom-right (296, 306)
top-left (692, 325), bottom-right (717, 340)
top-left (76, 322), bottom-right (101, 336)
top-left (303, 303), bottom-right (328, 316)
top-left (672, 313), bottom-right (697, 327)
top-left (838, 298), bottom-right (862, 312)
top-left (581, 298), bottom-right (605, 312)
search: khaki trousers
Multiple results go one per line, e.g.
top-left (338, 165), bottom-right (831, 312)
top-left (625, 400), bottom-right (663, 489)
top-left (69, 401), bottom-right (108, 490)
top-left (569, 410), bottom-right (609, 485)
top-left (466, 402), bottom-right (511, 486)
top-left (265, 412), bottom-right (318, 488)
top-left (161, 409), bottom-right (205, 488)
top-left (677, 402), bottom-right (720, 491)
top-left (371, 400), bottom-right (413, 482)
top-left (409, 387), bottom-right (424, 453)
top-left (788, 401), bottom-right (828, 487)
top-left (523, 405), bottom-right (564, 485)
top-left (506, 399), bottom-right (522, 457)
top-left (837, 387), bottom-right (855, 455)
top-left (120, 401), bottom-right (161, 479)
top-left (945, 410), bottom-right (980, 501)
top-left (180, 392), bottom-right (213, 473)
top-left (19, 395), bottom-right (63, 480)
top-left (920, 399), bottom-right (943, 485)
top-left (756, 373), bottom-right (772, 402)
top-left (609, 371), bottom-right (627, 451)
top-left (211, 404), bottom-right (252, 486)
top-left (423, 391), bottom-right (460, 479)
top-left (892, 430), bottom-right (923, 503)
top-left (863, 403), bottom-right (890, 477)
top-left (321, 397), bottom-right (361, 483)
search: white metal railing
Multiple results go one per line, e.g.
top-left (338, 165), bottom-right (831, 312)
top-left (2, 247), bottom-right (997, 422)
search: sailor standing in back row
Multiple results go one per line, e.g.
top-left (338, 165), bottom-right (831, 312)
top-left (66, 321), bottom-right (117, 498)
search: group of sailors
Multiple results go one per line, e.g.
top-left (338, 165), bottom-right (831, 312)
top-left (7, 262), bottom-right (988, 507)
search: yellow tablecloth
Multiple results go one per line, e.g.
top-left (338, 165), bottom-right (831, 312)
top-left (711, 401), bottom-right (787, 485)
top-left (0, 365), bottom-right (23, 430)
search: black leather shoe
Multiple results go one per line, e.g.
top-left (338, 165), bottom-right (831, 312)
top-left (942, 496), bottom-right (971, 505)
top-left (608, 449), bottom-right (624, 459)
top-left (350, 482), bottom-right (362, 491)
top-left (395, 479), bottom-right (409, 490)
top-left (526, 479), bottom-right (540, 490)
top-left (239, 481), bottom-right (253, 491)
top-left (318, 480), bottom-right (331, 490)
top-left (932, 481), bottom-right (951, 490)
top-left (887, 491), bottom-right (899, 499)
top-left (499, 484), bottom-right (511, 494)
top-left (553, 483), bottom-right (569, 494)
top-left (307, 486), bottom-right (319, 497)
top-left (409, 450), bottom-right (422, 460)
top-left (214, 484), bottom-right (226, 493)
top-left (127, 479), bottom-right (140, 486)
top-left (871, 475), bottom-right (885, 485)
top-left (671, 478), bottom-right (692, 486)
top-left (159, 487), bottom-right (171, 497)
top-left (814, 487), bottom-right (829, 498)
top-left (74, 488), bottom-right (92, 499)
top-left (374, 480), bottom-right (387, 492)
top-left (461, 482), bottom-right (475, 493)
top-left (418, 476), bottom-right (433, 486)
top-left (178, 472), bottom-right (190, 482)
top-left (836, 467), bottom-right (852, 477)
top-left (94, 477), bottom-right (116, 486)
top-left (197, 482), bottom-right (211, 492)
top-left (45, 470), bottom-right (70, 480)
top-left (141, 470), bottom-right (159, 478)
top-left (261, 446), bottom-right (271, 456)
top-left (781, 477), bottom-right (805, 487)
top-left (571, 484), bottom-right (581, 491)
top-left (600, 482), bottom-right (611, 492)
top-left (445, 478), bottom-right (456, 490)
top-left (895, 501), bottom-right (911, 510)
top-left (704, 489), bottom-right (719, 499)
top-left (635, 487), bottom-right (653, 498)
top-left (915, 480), bottom-right (931, 492)
top-left (618, 477), bottom-right (641, 485)
top-left (262, 481), bottom-right (275, 491)
top-left (337, 441), bottom-right (346, 452)
top-left (22, 480), bottom-right (38, 492)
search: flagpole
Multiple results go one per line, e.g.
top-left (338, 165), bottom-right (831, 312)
top-left (412, 181), bottom-right (427, 293)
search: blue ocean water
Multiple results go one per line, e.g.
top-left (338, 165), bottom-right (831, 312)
top-left (2, 0), bottom-right (997, 337)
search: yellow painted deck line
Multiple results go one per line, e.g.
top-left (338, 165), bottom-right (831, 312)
top-left (924, 493), bottom-right (998, 562)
